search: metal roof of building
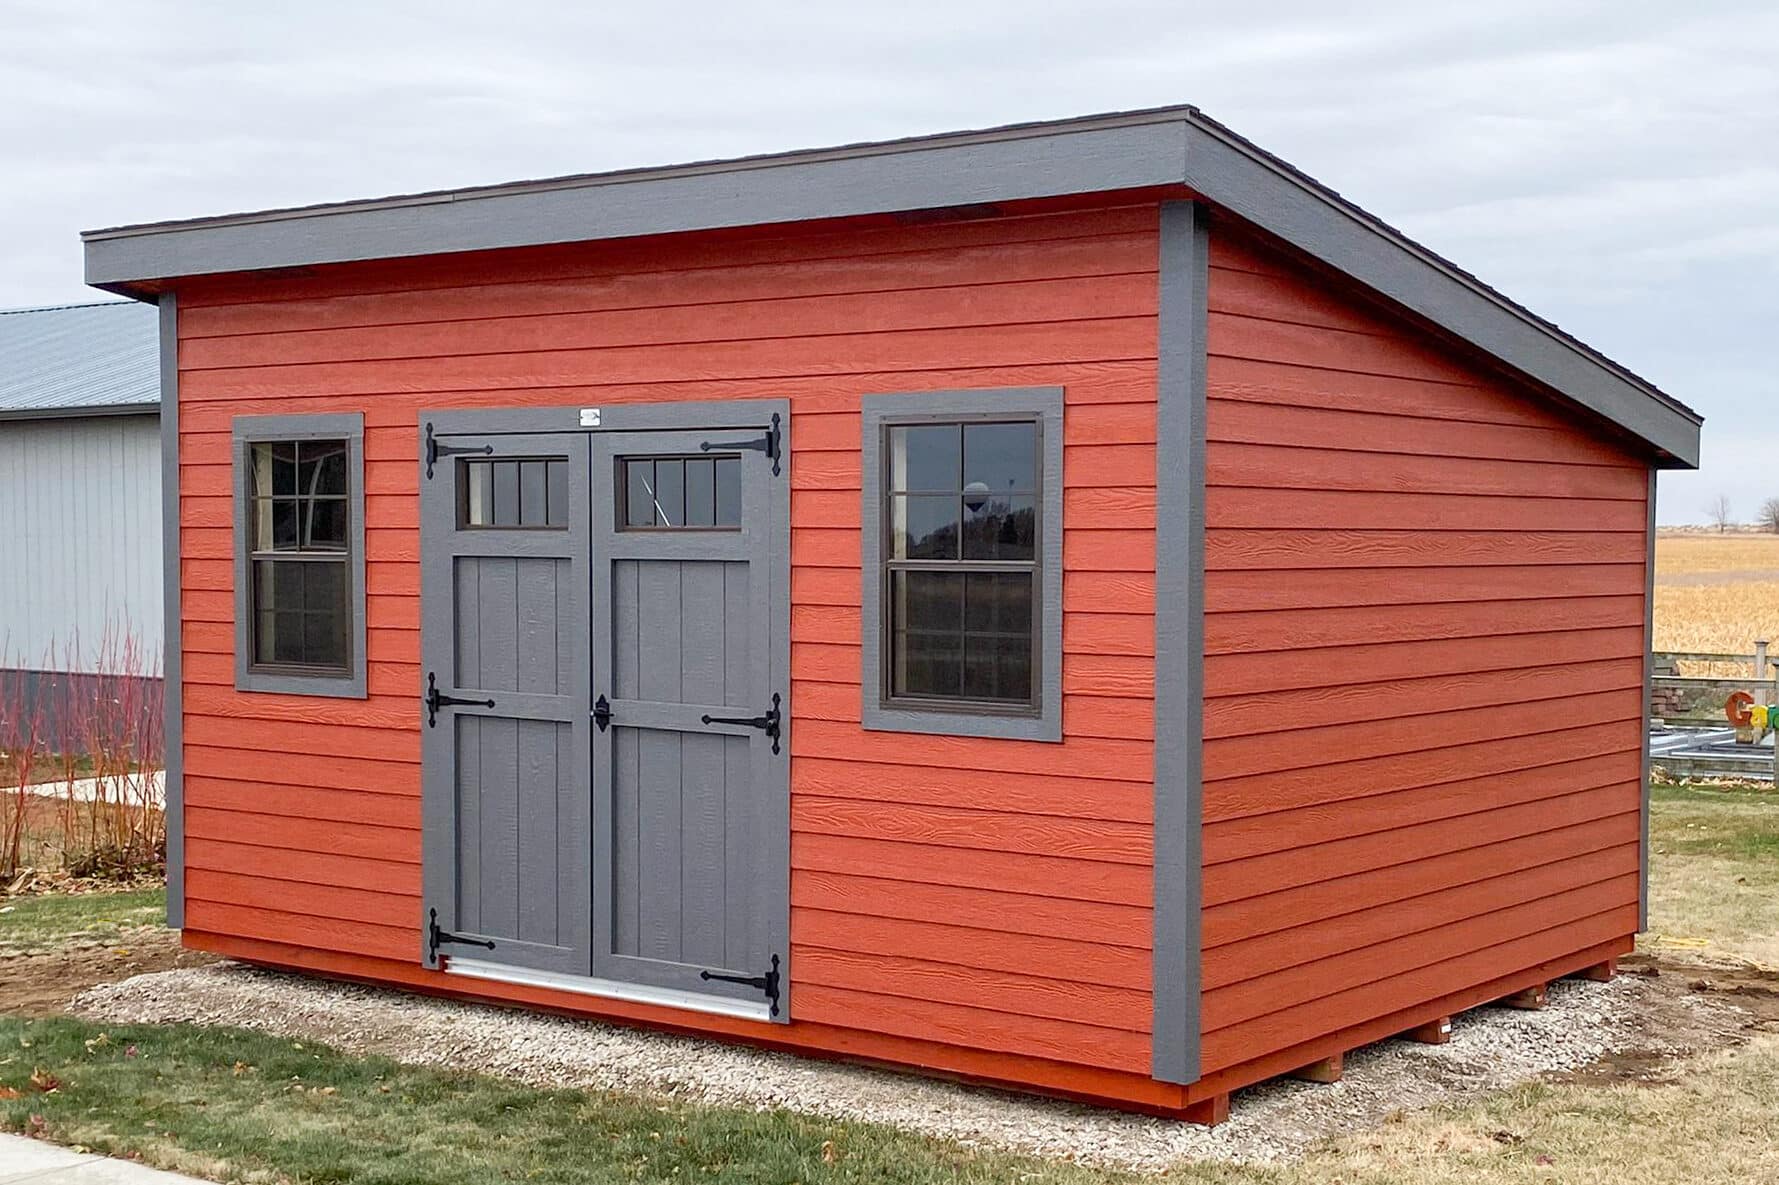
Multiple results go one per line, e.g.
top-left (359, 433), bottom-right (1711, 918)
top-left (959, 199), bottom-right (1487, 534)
top-left (0, 300), bottom-right (159, 419)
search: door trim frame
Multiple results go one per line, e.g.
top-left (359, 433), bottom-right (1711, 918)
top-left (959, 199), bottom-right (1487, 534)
top-left (416, 399), bottom-right (792, 1022)
top-left (424, 400), bottom-right (780, 437)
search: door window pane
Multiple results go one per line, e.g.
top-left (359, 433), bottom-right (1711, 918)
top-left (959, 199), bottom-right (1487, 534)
top-left (622, 455), bottom-right (742, 530)
top-left (714, 457), bottom-right (742, 526)
top-left (460, 457), bottom-right (568, 528)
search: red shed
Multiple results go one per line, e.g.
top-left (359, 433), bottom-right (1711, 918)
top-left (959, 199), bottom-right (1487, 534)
top-left (82, 106), bottom-right (1701, 1123)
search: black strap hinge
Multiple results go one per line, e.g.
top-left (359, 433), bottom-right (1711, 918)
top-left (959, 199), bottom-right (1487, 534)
top-left (424, 422), bottom-right (493, 479)
top-left (428, 908), bottom-right (495, 960)
top-left (700, 953), bottom-right (781, 1017)
top-left (700, 692), bottom-right (780, 754)
top-left (426, 672), bottom-right (495, 728)
top-left (699, 412), bottom-right (781, 476)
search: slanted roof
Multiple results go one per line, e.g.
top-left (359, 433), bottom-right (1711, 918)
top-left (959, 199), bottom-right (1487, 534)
top-left (78, 103), bottom-right (1701, 466)
top-left (0, 300), bottom-right (160, 420)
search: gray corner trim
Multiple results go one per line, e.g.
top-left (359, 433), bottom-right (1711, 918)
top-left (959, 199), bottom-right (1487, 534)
top-left (1176, 121), bottom-right (1699, 467)
top-left (229, 412), bottom-right (368, 699)
top-left (1152, 201), bottom-right (1208, 1085)
top-left (79, 105), bottom-right (1697, 469)
top-left (158, 293), bottom-right (184, 930)
top-left (858, 388), bottom-right (1063, 743)
top-left (1639, 469), bottom-right (1657, 930)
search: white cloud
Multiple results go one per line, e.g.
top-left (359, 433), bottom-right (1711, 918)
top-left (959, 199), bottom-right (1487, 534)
top-left (1, 0), bottom-right (1770, 521)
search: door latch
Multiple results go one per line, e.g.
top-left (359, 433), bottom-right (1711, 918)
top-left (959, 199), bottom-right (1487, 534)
top-left (424, 422), bottom-right (493, 479)
top-left (425, 672), bottom-right (495, 728)
top-left (427, 908), bottom-right (496, 961)
top-left (699, 412), bottom-right (781, 476)
top-left (700, 953), bottom-right (781, 1017)
top-left (700, 692), bottom-right (781, 754)
top-left (593, 694), bottom-right (612, 732)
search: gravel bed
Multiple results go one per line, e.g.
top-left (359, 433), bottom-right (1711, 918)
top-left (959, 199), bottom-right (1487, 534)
top-left (72, 963), bottom-right (1730, 1171)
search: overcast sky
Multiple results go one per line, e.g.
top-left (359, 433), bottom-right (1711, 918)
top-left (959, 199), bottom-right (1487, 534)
top-left (3, 1), bottom-right (1772, 523)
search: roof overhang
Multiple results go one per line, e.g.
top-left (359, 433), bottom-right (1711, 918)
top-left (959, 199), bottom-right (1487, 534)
top-left (0, 401), bottom-right (158, 423)
top-left (81, 104), bottom-right (1700, 468)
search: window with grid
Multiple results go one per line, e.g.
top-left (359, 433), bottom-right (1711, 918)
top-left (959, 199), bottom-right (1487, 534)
top-left (245, 437), bottom-right (352, 674)
top-left (883, 419), bottom-right (1040, 709)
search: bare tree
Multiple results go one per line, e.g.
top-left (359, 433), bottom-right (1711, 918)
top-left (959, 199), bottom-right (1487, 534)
top-left (1709, 493), bottom-right (1735, 533)
top-left (1761, 498), bottom-right (1779, 533)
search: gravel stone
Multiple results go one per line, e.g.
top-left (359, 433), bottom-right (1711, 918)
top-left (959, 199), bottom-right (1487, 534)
top-left (71, 963), bottom-right (1743, 1171)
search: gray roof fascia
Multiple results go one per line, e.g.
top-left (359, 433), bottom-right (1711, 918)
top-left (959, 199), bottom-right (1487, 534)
top-left (1178, 117), bottom-right (1701, 467)
top-left (82, 114), bottom-right (1191, 287)
top-left (79, 104), bottom-right (1700, 467)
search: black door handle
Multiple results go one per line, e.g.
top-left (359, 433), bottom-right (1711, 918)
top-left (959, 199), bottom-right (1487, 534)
top-left (701, 693), bottom-right (781, 754)
top-left (425, 672), bottom-right (495, 728)
top-left (593, 694), bottom-right (612, 732)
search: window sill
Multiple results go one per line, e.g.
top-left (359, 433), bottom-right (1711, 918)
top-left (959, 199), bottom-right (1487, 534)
top-left (860, 701), bottom-right (1061, 743)
top-left (235, 667), bottom-right (368, 699)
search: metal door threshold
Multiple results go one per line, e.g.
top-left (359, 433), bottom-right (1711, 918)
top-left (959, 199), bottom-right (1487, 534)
top-left (445, 957), bottom-right (775, 1023)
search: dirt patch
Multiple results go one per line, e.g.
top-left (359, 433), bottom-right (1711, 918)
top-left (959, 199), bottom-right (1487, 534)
top-left (0, 928), bottom-right (214, 1017)
top-left (1545, 957), bottom-right (1778, 1088)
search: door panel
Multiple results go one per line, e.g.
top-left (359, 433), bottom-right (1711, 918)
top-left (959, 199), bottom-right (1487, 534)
top-left (591, 426), bottom-right (786, 1014)
top-left (421, 430), bottom-right (591, 975)
top-left (420, 405), bottom-right (788, 1020)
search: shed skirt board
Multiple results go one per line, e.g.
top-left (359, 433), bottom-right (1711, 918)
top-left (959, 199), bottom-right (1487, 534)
top-left (417, 404), bottom-right (790, 1021)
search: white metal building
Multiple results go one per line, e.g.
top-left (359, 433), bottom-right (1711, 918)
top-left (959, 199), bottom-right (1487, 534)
top-left (0, 301), bottom-right (161, 698)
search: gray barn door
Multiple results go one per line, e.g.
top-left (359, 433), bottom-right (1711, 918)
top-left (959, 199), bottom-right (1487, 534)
top-left (420, 429), bottom-right (591, 975)
top-left (590, 425), bottom-right (787, 1016)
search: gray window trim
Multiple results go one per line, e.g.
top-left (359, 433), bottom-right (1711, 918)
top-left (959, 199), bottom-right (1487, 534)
top-left (859, 388), bottom-right (1063, 743)
top-left (230, 412), bottom-right (368, 698)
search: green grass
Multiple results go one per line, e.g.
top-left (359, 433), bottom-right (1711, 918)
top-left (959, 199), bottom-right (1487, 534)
top-left (8, 1016), bottom-right (1779, 1185)
top-left (1645, 784), bottom-right (1779, 968)
top-left (0, 1016), bottom-right (1152, 1185)
top-left (1, 790), bottom-right (1774, 1182)
top-left (0, 887), bottom-right (166, 956)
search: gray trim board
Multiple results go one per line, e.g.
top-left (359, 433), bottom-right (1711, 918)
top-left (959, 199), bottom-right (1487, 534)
top-left (858, 388), bottom-right (1063, 743)
top-left (158, 293), bottom-right (183, 929)
top-left (229, 412), bottom-right (369, 698)
top-left (81, 105), bottom-right (1698, 469)
top-left (1640, 469), bottom-right (1657, 930)
top-left (1151, 202), bottom-right (1208, 1085)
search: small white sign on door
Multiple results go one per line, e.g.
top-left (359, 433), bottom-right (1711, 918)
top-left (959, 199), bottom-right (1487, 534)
top-left (580, 407), bottom-right (602, 428)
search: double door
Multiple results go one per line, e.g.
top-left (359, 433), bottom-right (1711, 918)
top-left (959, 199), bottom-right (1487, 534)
top-left (418, 404), bottom-right (788, 1018)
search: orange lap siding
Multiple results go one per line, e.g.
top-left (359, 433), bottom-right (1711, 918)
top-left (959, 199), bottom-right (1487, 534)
top-left (1197, 226), bottom-right (1649, 1081)
top-left (174, 204), bottom-right (1163, 1093)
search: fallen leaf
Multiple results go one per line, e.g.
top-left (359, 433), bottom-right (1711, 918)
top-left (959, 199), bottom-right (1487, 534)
top-left (27, 1068), bottom-right (60, 1094)
top-left (124, 1045), bottom-right (138, 1058)
top-left (820, 1140), bottom-right (838, 1164)
top-left (0, 1086), bottom-right (20, 1100)
top-left (27, 1113), bottom-right (45, 1136)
